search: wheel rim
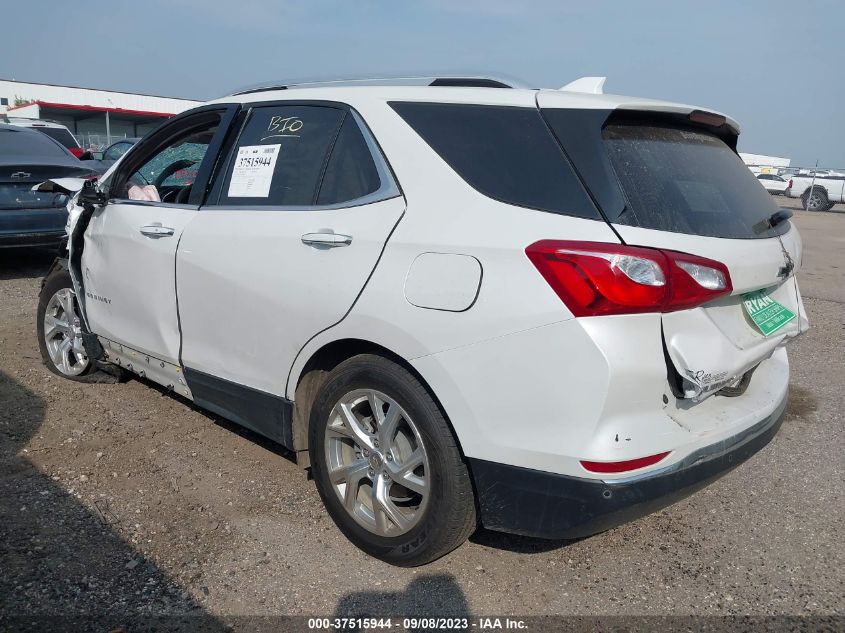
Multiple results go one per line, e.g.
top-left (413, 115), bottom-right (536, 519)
top-left (808, 192), bottom-right (824, 210)
top-left (324, 389), bottom-right (430, 537)
top-left (43, 288), bottom-right (89, 376)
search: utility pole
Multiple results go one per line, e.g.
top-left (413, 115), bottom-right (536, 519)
top-left (807, 159), bottom-right (819, 210)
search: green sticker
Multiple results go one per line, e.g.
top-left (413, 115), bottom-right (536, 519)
top-left (742, 289), bottom-right (796, 337)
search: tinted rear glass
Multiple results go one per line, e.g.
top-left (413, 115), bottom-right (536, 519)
top-left (316, 115), bottom-right (381, 205)
top-left (390, 102), bottom-right (600, 220)
top-left (602, 124), bottom-right (785, 239)
top-left (36, 127), bottom-right (79, 149)
top-left (0, 127), bottom-right (70, 157)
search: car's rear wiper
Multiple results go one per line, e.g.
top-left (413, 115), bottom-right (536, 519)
top-left (753, 208), bottom-right (793, 234)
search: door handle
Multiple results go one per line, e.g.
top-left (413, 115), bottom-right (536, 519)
top-left (301, 232), bottom-right (352, 247)
top-left (140, 224), bottom-right (175, 238)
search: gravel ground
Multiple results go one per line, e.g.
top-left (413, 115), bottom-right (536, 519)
top-left (0, 211), bottom-right (842, 631)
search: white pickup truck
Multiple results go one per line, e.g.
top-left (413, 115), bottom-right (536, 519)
top-left (786, 174), bottom-right (845, 210)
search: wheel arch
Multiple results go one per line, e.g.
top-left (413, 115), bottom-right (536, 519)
top-left (289, 338), bottom-right (466, 468)
top-left (802, 184), bottom-right (829, 198)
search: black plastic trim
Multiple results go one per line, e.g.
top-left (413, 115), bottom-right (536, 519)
top-left (183, 367), bottom-right (294, 449)
top-left (468, 394), bottom-right (786, 539)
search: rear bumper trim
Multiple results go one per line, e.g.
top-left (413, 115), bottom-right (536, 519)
top-left (468, 393), bottom-right (787, 539)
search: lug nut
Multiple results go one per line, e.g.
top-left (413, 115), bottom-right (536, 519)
top-left (373, 440), bottom-right (380, 448)
top-left (386, 453), bottom-right (393, 462)
top-left (363, 448), bottom-right (369, 457)
top-left (382, 472), bottom-right (390, 480)
top-left (368, 469), bottom-right (375, 478)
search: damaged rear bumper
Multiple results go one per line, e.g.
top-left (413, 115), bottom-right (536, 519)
top-left (469, 391), bottom-right (787, 540)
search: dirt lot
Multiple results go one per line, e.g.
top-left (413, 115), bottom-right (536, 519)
top-left (1, 209), bottom-right (843, 631)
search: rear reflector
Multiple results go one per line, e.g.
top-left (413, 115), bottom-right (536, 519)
top-left (580, 451), bottom-right (670, 474)
top-left (526, 240), bottom-right (732, 316)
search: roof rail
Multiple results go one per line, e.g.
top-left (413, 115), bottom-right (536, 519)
top-left (230, 75), bottom-right (525, 96)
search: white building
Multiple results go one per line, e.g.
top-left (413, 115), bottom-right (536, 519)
top-left (0, 78), bottom-right (201, 148)
top-left (739, 152), bottom-right (791, 174)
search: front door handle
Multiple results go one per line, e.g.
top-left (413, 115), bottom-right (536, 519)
top-left (301, 232), bottom-right (352, 247)
top-left (140, 224), bottom-right (175, 238)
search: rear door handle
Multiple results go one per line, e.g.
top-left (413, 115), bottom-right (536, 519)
top-left (301, 232), bottom-right (352, 247)
top-left (140, 224), bottom-right (175, 238)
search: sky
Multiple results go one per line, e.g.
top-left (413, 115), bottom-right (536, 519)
top-left (1, 0), bottom-right (842, 166)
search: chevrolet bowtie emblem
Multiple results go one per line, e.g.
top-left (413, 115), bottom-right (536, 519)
top-left (11, 171), bottom-right (31, 179)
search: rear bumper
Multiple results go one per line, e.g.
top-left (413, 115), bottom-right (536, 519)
top-left (0, 207), bottom-right (67, 248)
top-left (469, 391), bottom-right (787, 540)
top-left (0, 230), bottom-right (66, 248)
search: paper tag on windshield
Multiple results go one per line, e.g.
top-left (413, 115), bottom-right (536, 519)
top-left (227, 144), bottom-right (280, 198)
top-left (742, 289), bottom-right (796, 337)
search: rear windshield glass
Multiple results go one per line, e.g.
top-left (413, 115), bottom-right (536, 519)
top-left (390, 102), bottom-right (600, 220)
top-left (0, 127), bottom-right (70, 157)
top-left (602, 124), bottom-right (785, 239)
top-left (36, 127), bottom-right (79, 149)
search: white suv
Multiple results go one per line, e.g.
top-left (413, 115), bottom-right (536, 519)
top-left (36, 76), bottom-right (808, 566)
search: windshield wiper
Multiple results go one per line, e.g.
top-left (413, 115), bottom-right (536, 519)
top-left (753, 208), bottom-right (793, 234)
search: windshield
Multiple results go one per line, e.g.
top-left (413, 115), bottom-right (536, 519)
top-left (0, 127), bottom-right (71, 158)
top-left (602, 124), bottom-right (785, 239)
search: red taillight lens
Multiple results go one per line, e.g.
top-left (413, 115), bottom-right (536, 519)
top-left (526, 240), bottom-right (732, 316)
top-left (788, 179), bottom-right (793, 188)
top-left (580, 451), bottom-right (670, 474)
top-left (69, 147), bottom-right (84, 158)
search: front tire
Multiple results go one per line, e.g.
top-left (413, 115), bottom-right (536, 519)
top-left (308, 354), bottom-right (476, 566)
top-left (37, 267), bottom-right (93, 380)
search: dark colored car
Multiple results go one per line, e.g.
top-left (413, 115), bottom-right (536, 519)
top-left (0, 123), bottom-right (96, 248)
top-left (80, 138), bottom-right (140, 173)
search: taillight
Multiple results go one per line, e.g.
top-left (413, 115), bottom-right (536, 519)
top-left (526, 240), bottom-right (732, 316)
top-left (788, 178), bottom-right (793, 189)
top-left (69, 147), bottom-right (84, 158)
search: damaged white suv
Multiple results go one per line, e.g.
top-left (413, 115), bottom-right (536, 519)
top-left (36, 76), bottom-right (808, 566)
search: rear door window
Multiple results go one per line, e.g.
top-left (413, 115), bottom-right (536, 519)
top-left (390, 102), bottom-right (600, 220)
top-left (602, 124), bottom-right (785, 239)
top-left (316, 115), bottom-right (381, 205)
top-left (218, 105), bottom-right (344, 206)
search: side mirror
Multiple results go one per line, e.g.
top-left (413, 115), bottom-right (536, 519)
top-left (79, 179), bottom-right (108, 207)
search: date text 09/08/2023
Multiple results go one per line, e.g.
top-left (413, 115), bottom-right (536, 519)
top-left (307, 617), bottom-right (529, 630)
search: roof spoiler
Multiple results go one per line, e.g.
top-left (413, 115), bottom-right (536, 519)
top-left (559, 77), bottom-right (606, 94)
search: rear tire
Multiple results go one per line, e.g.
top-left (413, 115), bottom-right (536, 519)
top-left (802, 188), bottom-right (829, 211)
top-left (308, 354), bottom-right (476, 566)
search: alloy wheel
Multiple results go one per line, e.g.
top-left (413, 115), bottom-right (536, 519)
top-left (807, 191), bottom-right (825, 210)
top-left (43, 288), bottom-right (89, 376)
top-left (323, 389), bottom-right (430, 537)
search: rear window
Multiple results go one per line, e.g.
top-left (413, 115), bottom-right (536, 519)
top-left (0, 127), bottom-right (70, 157)
top-left (602, 124), bottom-right (785, 239)
top-left (390, 102), bottom-right (600, 220)
top-left (35, 127), bottom-right (79, 149)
